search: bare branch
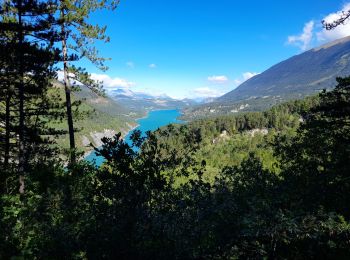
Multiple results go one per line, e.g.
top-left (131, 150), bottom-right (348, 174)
top-left (323, 9), bottom-right (350, 30)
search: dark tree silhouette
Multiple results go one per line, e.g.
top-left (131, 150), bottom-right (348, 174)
top-left (323, 8), bottom-right (350, 30)
top-left (57, 0), bottom-right (118, 163)
top-left (0, 0), bottom-right (61, 193)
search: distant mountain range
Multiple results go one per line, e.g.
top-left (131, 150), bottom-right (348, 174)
top-left (54, 77), bottom-right (215, 153)
top-left (184, 36), bottom-right (350, 119)
top-left (110, 88), bottom-right (172, 100)
top-left (108, 88), bottom-right (198, 112)
top-left (54, 80), bottom-right (200, 150)
top-left (59, 35), bottom-right (350, 124)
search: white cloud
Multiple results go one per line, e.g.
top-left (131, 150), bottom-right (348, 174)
top-left (207, 75), bottom-right (229, 84)
top-left (233, 72), bottom-right (260, 87)
top-left (287, 21), bottom-right (315, 51)
top-left (242, 72), bottom-right (259, 81)
top-left (193, 87), bottom-right (224, 98)
top-left (234, 79), bottom-right (242, 85)
top-left (56, 70), bottom-right (83, 85)
top-left (57, 71), bottom-right (135, 89)
top-left (317, 3), bottom-right (350, 42)
top-left (57, 70), bottom-right (64, 81)
top-left (126, 61), bottom-right (135, 68)
top-left (149, 63), bottom-right (157, 69)
top-left (90, 73), bottom-right (135, 89)
top-left (287, 3), bottom-right (350, 50)
top-left (57, 70), bottom-right (76, 81)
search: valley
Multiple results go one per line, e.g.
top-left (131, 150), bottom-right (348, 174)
top-left (86, 109), bottom-right (183, 166)
top-left (61, 36), bottom-right (350, 159)
top-left (2, 1), bottom-right (350, 257)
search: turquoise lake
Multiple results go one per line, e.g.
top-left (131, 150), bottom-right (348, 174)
top-left (85, 109), bottom-right (183, 166)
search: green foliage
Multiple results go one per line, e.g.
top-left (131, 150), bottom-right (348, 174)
top-left (150, 96), bottom-right (319, 184)
top-left (1, 38), bottom-right (350, 259)
top-left (275, 77), bottom-right (350, 217)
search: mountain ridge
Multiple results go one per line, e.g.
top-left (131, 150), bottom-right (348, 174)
top-left (183, 36), bottom-right (350, 119)
top-left (219, 36), bottom-right (350, 103)
top-left (109, 87), bottom-right (198, 112)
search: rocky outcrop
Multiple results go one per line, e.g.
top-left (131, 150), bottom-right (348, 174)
top-left (90, 129), bottom-right (118, 147)
top-left (81, 135), bottom-right (91, 147)
top-left (246, 128), bottom-right (268, 137)
top-left (212, 130), bottom-right (230, 144)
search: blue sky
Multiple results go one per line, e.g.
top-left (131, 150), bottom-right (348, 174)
top-left (83, 0), bottom-right (350, 99)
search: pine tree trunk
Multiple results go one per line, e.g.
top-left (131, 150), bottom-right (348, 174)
top-left (17, 0), bottom-right (25, 194)
top-left (61, 8), bottom-right (76, 163)
top-left (4, 93), bottom-right (11, 166)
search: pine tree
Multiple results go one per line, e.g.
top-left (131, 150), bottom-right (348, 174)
top-left (276, 77), bottom-right (350, 216)
top-left (0, 0), bottom-right (61, 193)
top-left (57, 0), bottom-right (118, 163)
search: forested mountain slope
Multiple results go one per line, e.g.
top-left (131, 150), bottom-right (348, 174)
top-left (153, 95), bottom-right (320, 182)
top-left (220, 36), bottom-right (350, 102)
top-left (52, 81), bottom-right (138, 152)
top-left (1, 0), bottom-right (350, 257)
top-left (2, 72), bottom-right (350, 258)
top-left (184, 36), bottom-right (350, 119)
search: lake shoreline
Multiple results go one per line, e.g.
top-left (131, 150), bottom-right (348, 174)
top-left (83, 110), bottom-right (152, 158)
top-left (83, 123), bottom-right (140, 159)
top-left (85, 109), bottom-right (184, 165)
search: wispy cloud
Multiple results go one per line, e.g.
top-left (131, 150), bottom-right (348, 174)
top-left (90, 73), bottom-right (135, 89)
top-left (243, 72), bottom-right (259, 81)
top-left (207, 75), bottom-right (229, 84)
top-left (234, 72), bottom-right (260, 86)
top-left (193, 87), bottom-right (225, 98)
top-left (57, 70), bottom-right (65, 82)
top-left (56, 70), bottom-right (83, 86)
top-left (287, 21), bottom-right (315, 51)
top-left (126, 61), bottom-right (135, 68)
top-left (287, 2), bottom-right (350, 51)
top-left (149, 63), bottom-right (157, 69)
